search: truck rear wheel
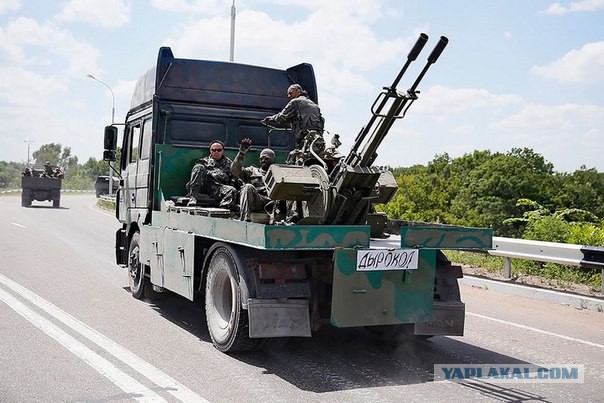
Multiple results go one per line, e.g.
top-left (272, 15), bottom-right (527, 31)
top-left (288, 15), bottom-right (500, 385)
top-left (128, 232), bottom-right (147, 299)
top-left (53, 197), bottom-right (60, 208)
top-left (205, 247), bottom-right (256, 353)
top-left (21, 194), bottom-right (30, 207)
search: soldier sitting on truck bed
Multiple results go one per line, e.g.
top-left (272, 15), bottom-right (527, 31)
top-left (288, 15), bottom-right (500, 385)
top-left (186, 140), bottom-right (240, 211)
top-left (261, 84), bottom-right (324, 148)
top-left (231, 138), bottom-right (275, 222)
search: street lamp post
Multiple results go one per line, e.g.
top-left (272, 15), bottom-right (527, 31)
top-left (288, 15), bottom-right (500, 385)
top-left (24, 140), bottom-right (34, 168)
top-left (230, 0), bottom-right (236, 62)
top-left (87, 73), bottom-right (115, 195)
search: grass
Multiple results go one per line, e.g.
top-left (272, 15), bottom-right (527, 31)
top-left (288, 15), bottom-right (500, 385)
top-left (444, 250), bottom-right (602, 291)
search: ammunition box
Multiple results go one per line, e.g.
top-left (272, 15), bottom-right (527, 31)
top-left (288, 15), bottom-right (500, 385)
top-left (265, 164), bottom-right (320, 201)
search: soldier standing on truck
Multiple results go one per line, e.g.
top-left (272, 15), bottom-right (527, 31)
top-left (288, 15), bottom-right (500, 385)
top-left (43, 161), bottom-right (53, 177)
top-left (186, 140), bottom-right (239, 210)
top-left (231, 138), bottom-right (275, 222)
top-left (261, 84), bottom-right (324, 148)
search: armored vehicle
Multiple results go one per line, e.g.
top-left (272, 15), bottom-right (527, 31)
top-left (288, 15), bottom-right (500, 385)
top-left (21, 166), bottom-right (62, 208)
top-left (102, 35), bottom-right (492, 353)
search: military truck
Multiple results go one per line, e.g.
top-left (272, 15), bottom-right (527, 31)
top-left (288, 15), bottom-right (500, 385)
top-left (21, 166), bottom-right (62, 208)
top-left (103, 34), bottom-right (492, 353)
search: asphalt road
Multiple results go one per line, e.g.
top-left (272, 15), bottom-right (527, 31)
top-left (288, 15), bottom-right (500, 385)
top-left (1, 194), bottom-right (603, 402)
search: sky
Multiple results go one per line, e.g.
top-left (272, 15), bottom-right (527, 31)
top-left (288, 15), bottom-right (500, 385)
top-left (1, 0), bottom-right (603, 173)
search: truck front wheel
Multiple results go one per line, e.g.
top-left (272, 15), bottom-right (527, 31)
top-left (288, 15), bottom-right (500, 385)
top-left (128, 232), bottom-right (146, 299)
top-left (205, 247), bottom-right (256, 353)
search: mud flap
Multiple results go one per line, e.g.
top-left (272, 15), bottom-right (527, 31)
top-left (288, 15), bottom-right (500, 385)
top-left (248, 299), bottom-right (311, 338)
top-left (414, 301), bottom-right (465, 336)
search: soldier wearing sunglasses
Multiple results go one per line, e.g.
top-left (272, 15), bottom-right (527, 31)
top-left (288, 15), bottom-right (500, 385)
top-left (186, 140), bottom-right (239, 210)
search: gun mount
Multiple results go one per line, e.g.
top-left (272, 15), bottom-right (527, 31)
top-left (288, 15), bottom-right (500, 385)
top-left (266, 33), bottom-right (448, 231)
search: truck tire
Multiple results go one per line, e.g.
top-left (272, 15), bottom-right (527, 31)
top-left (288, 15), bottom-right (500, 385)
top-left (53, 197), bottom-right (60, 208)
top-left (205, 247), bottom-right (257, 353)
top-left (21, 194), bottom-right (30, 207)
top-left (128, 232), bottom-right (147, 299)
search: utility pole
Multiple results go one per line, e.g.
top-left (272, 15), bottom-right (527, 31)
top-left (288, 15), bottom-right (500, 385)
top-left (230, 0), bottom-right (236, 62)
top-left (24, 140), bottom-right (34, 168)
top-left (87, 73), bottom-right (116, 195)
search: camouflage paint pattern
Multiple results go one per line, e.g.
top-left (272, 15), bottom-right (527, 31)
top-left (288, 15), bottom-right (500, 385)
top-left (153, 211), bottom-right (370, 250)
top-left (400, 225), bottom-right (492, 250)
top-left (331, 248), bottom-right (436, 327)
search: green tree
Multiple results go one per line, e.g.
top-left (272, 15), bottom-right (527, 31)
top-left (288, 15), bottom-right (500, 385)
top-left (450, 148), bottom-right (555, 236)
top-left (0, 161), bottom-right (24, 189)
top-left (553, 167), bottom-right (604, 218)
top-left (32, 143), bottom-right (78, 171)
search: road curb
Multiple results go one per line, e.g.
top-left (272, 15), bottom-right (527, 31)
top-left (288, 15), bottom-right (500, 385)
top-left (460, 275), bottom-right (604, 313)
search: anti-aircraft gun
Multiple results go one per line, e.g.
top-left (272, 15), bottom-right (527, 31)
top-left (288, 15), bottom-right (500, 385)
top-left (266, 33), bottom-right (448, 234)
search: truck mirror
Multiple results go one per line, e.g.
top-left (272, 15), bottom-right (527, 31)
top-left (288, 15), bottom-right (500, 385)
top-left (103, 150), bottom-right (116, 162)
top-left (104, 125), bottom-right (118, 151)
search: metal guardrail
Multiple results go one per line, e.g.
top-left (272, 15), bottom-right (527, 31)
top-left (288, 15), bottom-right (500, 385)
top-left (489, 236), bottom-right (604, 294)
top-left (0, 189), bottom-right (94, 194)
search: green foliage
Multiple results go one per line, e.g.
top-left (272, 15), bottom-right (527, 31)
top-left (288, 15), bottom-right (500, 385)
top-left (0, 161), bottom-right (24, 188)
top-left (32, 143), bottom-right (78, 170)
top-left (385, 148), bottom-right (604, 289)
top-left (0, 143), bottom-right (116, 191)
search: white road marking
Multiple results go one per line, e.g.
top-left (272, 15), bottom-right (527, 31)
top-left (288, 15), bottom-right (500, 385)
top-left (89, 203), bottom-right (115, 218)
top-left (11, 222), bottom-right (26, 228)
top-left (467, 311), bottom-right (604, 349)
top-left (0, 288), bottom-right (166, 402)
top-left (0, 274), bottom-right (209, 403)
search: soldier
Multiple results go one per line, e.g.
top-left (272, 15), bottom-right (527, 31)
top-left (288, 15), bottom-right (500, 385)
top-left (43, 161), bottom-right (53, 177)
top-left (231, 138), bottom-right (275, 222)
top-left (22, 167), bottom-right (32, 177)
top-left (262, 84), bottom-right (324, 148)
top-left (186, 140), bottom-right (239, 210)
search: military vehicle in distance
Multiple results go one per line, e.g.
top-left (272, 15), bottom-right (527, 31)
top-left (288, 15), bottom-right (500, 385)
top-left (21, 166), bottom-right (62, 208)
top-left (102, 34), bottom-right (493, 353)
top-left (95, 175), bottom-right (118, 198)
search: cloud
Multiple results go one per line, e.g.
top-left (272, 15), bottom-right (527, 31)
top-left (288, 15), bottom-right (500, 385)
top-left (531, 41), bottom-right (604, 84)
top-left (151, 0), bottom-right (226, 14)
top-left (540, 0), bottom-right (604, 15)
top-left (163, 5), bottom-right (408, 103)
top-left (0, 0), bottom-right (20, 14)
top-left (1, 17), bottom-right (101, 77)
top-left (54, 0), bottom-right (130, 27)
top-left (412, 85), bottom-right (524, 118)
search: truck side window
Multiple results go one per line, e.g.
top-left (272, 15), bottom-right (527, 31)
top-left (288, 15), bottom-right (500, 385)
top-left (170, 120), bottom-right (225, 145)
top-left (130, 125), bottom-right (141, 163)
top-left (140, 119), bottom-right (152, 160)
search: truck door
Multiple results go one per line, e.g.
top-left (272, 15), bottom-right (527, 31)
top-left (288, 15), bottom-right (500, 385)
top-left (123, 123), bottom-right (141, 223)
top-left (123, 118), bottom-right (152, 224)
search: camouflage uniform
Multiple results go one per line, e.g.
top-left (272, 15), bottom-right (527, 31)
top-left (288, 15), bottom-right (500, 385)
top-left (43, 162), bottom-right (54, 177)
top-left (263, 94), bottom-right (324, 147)
top-left (186, 155), bottom-right (239, 209)
top-left (231, 150), bottom-right (272, 221)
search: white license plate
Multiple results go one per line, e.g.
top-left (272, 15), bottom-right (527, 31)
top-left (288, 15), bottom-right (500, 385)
top-left (356, 248), bottom-right (419, 271)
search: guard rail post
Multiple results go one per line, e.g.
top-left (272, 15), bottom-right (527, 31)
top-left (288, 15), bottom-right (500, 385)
top-left (503, 257), bottom-right (512, 280)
